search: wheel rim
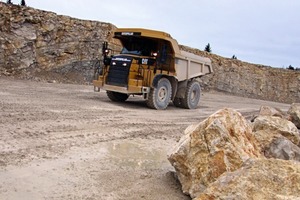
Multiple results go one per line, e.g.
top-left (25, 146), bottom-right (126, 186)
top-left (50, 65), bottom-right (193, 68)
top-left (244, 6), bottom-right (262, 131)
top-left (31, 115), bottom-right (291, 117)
top-left (182, 81), bottom-right (201, 109)
top-left (146, 77), bottom-right (171, 110)
top-left (158, 86), bottom-right (167, 102)
top-left (190, 85), bottom-right (200, 104)
top-left (191, 89), bottom-right (196, 101)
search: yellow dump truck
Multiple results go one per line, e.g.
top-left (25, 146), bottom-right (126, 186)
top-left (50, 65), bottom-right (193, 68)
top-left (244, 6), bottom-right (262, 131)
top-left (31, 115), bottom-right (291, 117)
top-left (93, 28), bottom-right (212, 109)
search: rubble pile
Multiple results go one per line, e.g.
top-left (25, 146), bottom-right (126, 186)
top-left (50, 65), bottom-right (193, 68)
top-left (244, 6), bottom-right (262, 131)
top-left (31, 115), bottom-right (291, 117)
top-left (169, 104), bottom-right (300, 200)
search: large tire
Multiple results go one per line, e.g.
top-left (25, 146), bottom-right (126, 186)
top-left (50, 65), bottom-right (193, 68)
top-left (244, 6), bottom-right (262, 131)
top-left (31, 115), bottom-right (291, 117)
top-left (146, 78), bottom-right (172, 110)
top-left (182, 80), bottom-right (201, 109)
top-left (106, 91), bottom-right (129, 102)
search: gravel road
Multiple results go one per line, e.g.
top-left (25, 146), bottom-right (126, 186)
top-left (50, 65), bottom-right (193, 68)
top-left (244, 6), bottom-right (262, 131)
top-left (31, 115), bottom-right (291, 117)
top-left (0, 77), bottom-right (290, 200)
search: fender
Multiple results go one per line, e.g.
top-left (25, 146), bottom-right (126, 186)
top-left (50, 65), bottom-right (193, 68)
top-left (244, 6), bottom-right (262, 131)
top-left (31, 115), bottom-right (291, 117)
top-left (152, 74), bottom-right (164, 88)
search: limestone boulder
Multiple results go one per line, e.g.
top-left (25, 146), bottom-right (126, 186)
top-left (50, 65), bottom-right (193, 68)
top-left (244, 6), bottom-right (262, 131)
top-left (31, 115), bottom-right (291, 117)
top-left (252, 116), bottom-right (299, 146)
top-left (258, 105), bottom-right (286, 118)
top-left (194, 158), bottom-right (300, 200)
top-left (288, 103), bottom-right (300, 129)
top-left (168, 108), bottom-right (260, 198)
top-left (250, 105), bottom-right (287, 122)
top-left (253, 129), bottom-right (282, 153)
top-left (264, 137), bottom-right (300, 161)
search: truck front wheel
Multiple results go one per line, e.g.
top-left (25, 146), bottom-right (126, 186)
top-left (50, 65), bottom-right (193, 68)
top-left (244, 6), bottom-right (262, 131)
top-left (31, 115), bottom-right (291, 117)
top-left (146, 78), bottom-right (172, 110)
top-left (106, 91), bottom-right (129, 102)
top-left (182, 80), bottom-right (201, 109)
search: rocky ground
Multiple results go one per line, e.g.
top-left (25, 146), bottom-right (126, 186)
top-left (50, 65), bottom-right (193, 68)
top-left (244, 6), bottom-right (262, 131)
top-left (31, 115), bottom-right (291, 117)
top-left (0, 77), bottom-right (291, 200)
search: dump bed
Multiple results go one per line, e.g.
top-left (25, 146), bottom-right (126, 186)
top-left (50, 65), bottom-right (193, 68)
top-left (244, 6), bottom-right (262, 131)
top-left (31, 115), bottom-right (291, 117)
top-left (175, 51), bottom-right (212, 81)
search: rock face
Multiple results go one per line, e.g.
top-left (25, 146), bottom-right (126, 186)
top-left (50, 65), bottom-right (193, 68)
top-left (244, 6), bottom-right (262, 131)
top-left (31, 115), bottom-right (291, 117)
top-left (195, 158), bottom-right (300, 200)
top-left (180, 45), bottom-right (300, 104)
top-left (168, 108), bottom-right (260, 198)
top-left (288, 103), bottom-right (300, 129)
top-left (0, 2), bottom-right (299, 102)
top-left (0, 2), bottom-right (118, 83)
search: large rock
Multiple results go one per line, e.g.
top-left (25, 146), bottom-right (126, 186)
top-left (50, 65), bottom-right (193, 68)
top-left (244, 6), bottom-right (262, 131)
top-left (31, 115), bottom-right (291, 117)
top-left (288, 103), bottom-right (300, 129)
top-left (168, 108), bottom-right (260, 198)
top-left (258, 105), bottom-right (286, 118)
top-left (264, 137), bottom-right (300, 161)
top-left (194, 158), bottom-right (300, 200)
top-left (252, 115), bottom-right (300, 146)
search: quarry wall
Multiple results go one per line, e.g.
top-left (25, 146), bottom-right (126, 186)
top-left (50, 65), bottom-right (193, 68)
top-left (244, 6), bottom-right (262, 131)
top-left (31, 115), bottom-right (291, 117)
top-left (0, 2), bottom-right (299, 103)
top-left (0, 2), bottom-right (118, 83)
top-left (181, 46), bottom-right (300, 103)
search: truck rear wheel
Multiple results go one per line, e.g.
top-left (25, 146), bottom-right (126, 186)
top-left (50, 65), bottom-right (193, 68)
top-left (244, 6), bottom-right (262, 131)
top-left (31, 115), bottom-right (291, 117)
top-left (146, 78), bottom-right (172, 110)
top-left (182, 80), bottom-right (201, 109)
top-left (106, 91), bottom-right (129, 102)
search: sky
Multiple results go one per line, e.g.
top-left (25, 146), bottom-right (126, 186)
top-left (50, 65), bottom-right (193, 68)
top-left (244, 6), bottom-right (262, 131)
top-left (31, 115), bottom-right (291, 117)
top-left (3, 0), bottom-right (300, 68)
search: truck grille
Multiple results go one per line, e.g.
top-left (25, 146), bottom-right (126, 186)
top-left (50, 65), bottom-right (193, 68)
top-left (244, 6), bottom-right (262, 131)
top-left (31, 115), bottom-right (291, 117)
top-left (107, 56), bottom-right (132, 87)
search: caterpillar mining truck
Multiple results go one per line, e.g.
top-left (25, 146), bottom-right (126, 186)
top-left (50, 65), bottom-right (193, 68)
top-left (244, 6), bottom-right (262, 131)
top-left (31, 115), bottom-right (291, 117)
top-left (93, 28), bottom-right (212, 110)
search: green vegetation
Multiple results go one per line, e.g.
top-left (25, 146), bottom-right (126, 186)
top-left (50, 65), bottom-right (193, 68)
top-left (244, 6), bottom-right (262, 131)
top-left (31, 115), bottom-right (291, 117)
top-left (20, 0), bottom-right (26, 6)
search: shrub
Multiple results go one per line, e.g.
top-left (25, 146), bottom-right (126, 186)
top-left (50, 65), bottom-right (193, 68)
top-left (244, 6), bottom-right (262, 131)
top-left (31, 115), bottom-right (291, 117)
top-left (20, 0), bottom-right (26, 6)
top-left (204, 43), bottom-right (212, 53)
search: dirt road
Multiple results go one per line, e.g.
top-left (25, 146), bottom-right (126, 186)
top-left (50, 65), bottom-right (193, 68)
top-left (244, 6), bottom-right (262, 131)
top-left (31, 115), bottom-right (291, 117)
top-left (0, 77), bottom-right (290, 200)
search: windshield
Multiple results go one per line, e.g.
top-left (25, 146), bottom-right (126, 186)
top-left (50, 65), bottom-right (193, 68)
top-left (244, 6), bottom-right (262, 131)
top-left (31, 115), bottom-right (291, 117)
top-left (119, 37), bottom-right (157, 57)
top-left (120, 47), bottom-right (142, 56)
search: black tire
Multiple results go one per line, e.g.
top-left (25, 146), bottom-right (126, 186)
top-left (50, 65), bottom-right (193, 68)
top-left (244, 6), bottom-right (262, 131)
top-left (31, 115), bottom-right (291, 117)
top-left (173, 97), bottom-right (184, 108)
top-left (106, 91), bottom-right (129, 102)
top-left (146, 78), bottom-right (172, 110)
top-left (182, 81), bottom-right (201, 109)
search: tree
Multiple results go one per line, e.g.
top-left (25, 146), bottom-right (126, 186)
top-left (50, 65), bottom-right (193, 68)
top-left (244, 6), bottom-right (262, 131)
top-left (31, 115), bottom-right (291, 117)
top-left (287, 65), bottom-right (294, 70)
top-left (204, 43), bottom-right (211, 53)
top-left (20, 0), bottom-right (26, 6)
top-left (232, 55), bottom-right (237, 59)
top-left (6, 0), bottom-right (13, 4)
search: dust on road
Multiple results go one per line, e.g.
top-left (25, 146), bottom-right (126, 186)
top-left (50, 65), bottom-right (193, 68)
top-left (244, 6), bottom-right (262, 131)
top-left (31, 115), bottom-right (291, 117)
top-left (0, 77), bottom-right (290, 200)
